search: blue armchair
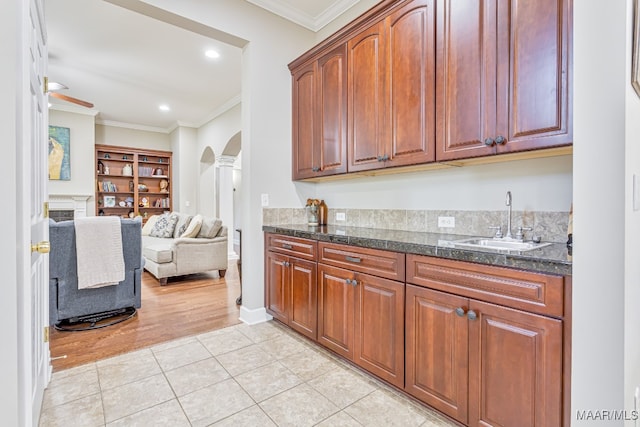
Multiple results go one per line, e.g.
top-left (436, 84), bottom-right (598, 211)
top-left (48, 217), bottom-right (143, 326)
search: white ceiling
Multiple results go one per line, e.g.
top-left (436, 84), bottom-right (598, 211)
top-left (46, 0), bottom-right (358, 132)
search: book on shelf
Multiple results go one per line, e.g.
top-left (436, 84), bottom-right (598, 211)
top-left (101, 181), bottom-right (118, 192)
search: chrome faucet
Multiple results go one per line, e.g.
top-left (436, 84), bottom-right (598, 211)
top-left (505, 191), bottom-right (513, 239)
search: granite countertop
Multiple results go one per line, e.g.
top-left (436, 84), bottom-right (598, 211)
top-left (263, 224), bottom-right (572, 276)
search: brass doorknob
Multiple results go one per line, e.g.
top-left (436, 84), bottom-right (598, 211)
top-left (31, 241), bottom-right (50, 254)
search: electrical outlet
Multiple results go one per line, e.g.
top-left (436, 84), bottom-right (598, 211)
top-left (261, 193), bottom-right (269, 207)
top-left (438, 216), bottom-right (455, 228)
top-left (336, 212), bottom-right (346, 221)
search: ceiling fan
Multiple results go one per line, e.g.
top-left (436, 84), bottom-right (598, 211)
top-left (45, 78), bottom-right (94, 108)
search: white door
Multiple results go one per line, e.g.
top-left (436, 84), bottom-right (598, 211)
top-left (23, 0), bottom-right (51, 423)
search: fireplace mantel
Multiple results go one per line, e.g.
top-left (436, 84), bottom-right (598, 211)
top-left (48, 194), bottom-right (92, 218)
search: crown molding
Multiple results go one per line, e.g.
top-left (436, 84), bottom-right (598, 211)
top-left (95, 119), bottom-right (169, 134)
top-left (246, 0), bottom-right (359, 31)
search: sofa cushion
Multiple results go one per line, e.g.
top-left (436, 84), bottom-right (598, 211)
top-left (142, 214), bottom-right (160, 236)
top-left (149, 213), bottom-right (179, 238)
top-left (181, 214), bottom-right (203, 238)
top-left (173, 213), bottom-right (193, 238)
top-left (198, 217), bottom-right (222, 238)
top-left (143, 244), bottom-right (173, 264)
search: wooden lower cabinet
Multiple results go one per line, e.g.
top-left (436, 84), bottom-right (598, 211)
top-left (318, 263), bottom-right (405, 388)
top-left (405, 285), bottom-right (469, 423)
top-left (265, 251), bottom-right (317, 340)
top-left (406, 284), bottom-right (563, 427)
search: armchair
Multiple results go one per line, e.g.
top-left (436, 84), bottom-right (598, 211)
top-left (48, 218), bottom-right (143, 327)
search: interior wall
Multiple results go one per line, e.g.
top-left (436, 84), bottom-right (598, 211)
top-left (95, 124), bottom-right (171, 150)
top-left (308, 156), bottom-right (572, 212)
top-left (171, 126), bottom-right (198, 215)
top-left (573, 0), bottom-right (627, 423)
top-left (199, 147), bottom-right (216, 217)
top-left (48, 109), bottom-right (97, 212)
top-left (625, 0), bottom-right (640, 416)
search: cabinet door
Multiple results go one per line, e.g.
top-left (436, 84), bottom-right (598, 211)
top-left (292, 62), bottom-right (317, 180)
top-left (497, 0), bottom-right (571, 153)
top-left (386, 0), bottom-right (436, 167)
top-left (348, 20), bottom-right (387, 172)
top-left (317, 264), bottom-right (356, 360)
top-left (354, 273), bottom-right (405, 388)
top-left (265, 251), bottom-right (289, 323)
top-left (317, 44), bottom-right (348, 176)
top-left (435, 0), bottom-right (497, 161)
top-left (405, 285), bottom-right (469, 424)
top-left (289, 258), bottom-right (317, 340)
top-left (468, 300), bottom-right (563, 427)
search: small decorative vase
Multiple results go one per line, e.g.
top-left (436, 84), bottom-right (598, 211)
top-left (122, 163), bottom-right (133, 176)
top-left (307, 205), bottom-right (319, 226)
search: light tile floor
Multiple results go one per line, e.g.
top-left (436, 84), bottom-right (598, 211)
top-left (39, 321), bottom-right (459, 427)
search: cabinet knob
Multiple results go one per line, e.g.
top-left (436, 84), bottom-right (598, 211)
top-left (377, 156), bottom-right (383, 162)
top-left (455, 307), bottom-right (466, 317)
top-left (495, 135), bottom-right (506, 145)
top-left (345, 279), bottom-right (352, 285)
top-left (312, 166), bottom-right (320, 172)
top-left (484, 138), bottom-right (495, 146)
top-left (467, 310), bottom-right (477, 321)
top-left (282, 261), bottom-right (290, 267)
top-left (351, 279), bottom-right (358, 286)
top-left (382, 154), bottom-right (389, 161)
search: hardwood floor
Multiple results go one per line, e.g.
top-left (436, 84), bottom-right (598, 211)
top-left (49, 262), bottom-right (242, 372)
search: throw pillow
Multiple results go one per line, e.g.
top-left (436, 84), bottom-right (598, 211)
top-left (149, 213), bottom-right (179, 238)
top-left (141, 215), bottom-right (160, 236)
top-left (197, 217), bottom-right (222, 238)
top-left (173, 213), bottom-right (193, 238)
top-left (180, 214), bottom-right (203, 238)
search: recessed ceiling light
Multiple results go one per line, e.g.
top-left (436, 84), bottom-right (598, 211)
top-left (205, 49), bottom-right (220, 59)
top-left (159, 104), bottom-right (170, 112)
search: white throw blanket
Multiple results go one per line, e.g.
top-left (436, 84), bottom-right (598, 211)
top-left (74, 216), bottom-right (125, 289)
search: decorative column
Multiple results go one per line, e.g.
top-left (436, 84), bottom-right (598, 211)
top-left (216, 155), bottom-right (237, 258)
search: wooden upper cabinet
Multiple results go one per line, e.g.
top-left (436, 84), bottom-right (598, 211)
top-left (435, 0), bottom-right (497, 160)
top-left (292, 44), bottom-right (347, 180)
top-left (436, 0), bottom-right (571, 161)
top-left (498, 0), bottom-right (572, 153)
top-left (292, 63), bottom-right (316, 179)
top-left (317, 45), bottom-right (348, 176)
top-left (349, 0), bottom-right (436, 172)
top-left (386, 0), bottom-right (436, 167)
top-left (348, 20), bottom-right (387, 172)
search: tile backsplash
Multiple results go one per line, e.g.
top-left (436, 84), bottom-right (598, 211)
top-left (263, 208), bottom-right (569, 244)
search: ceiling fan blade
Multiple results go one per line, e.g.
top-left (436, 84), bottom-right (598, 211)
top-left (49, 92), bottom-right (94, 108)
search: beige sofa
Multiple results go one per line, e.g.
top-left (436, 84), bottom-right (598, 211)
top-left (141, 212), bottom-right (228, 285)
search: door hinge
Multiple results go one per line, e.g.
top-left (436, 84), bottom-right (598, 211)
top-left (44, 76), bottom-right (49, 94)
top-left (43, 201), bottom-right (49, 218)
top-left (44, 326), bottom-right (49, 343)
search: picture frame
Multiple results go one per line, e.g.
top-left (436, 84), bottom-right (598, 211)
top-left (48, 126), bottom-right (71, 180)
top-left (103, 195), bottom-right (116, 207)
top-left (633, 0), bottom-right (640, 98)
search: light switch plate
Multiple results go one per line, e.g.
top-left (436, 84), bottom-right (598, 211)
top-left (336, 212), bottom-right (346, 221)
top-left (261, 193), bottom-right (269, 207)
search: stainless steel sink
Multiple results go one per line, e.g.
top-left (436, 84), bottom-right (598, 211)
top-left (452, 238), bottom-right (551, 252)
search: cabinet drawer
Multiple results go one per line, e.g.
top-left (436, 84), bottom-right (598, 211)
top-left (406, 254), bottom-right (563, 317)
top-left (266, 233), bottom-right (317, 260)
top-left (318, 242), bottom-right (405, 282)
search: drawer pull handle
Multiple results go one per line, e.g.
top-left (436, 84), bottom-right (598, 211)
top-left (455, 307), bottom-right (466, 317)
top-left (282, 243), bottom-right (293, 250)
top-left (345, 256), bottom-right (361, 263)
top-left (467, 310), bottom-right (478, 321)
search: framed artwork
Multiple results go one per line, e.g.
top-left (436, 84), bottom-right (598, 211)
top-left (103, 195), bottom-right (116, 207)
top-left (633, 0), bottom-right (640, 98)
top-left (48, 126), bottom-right (71, 180)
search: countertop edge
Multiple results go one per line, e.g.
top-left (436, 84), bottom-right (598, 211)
top-left (263, 225), bottom-right (572, 276)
